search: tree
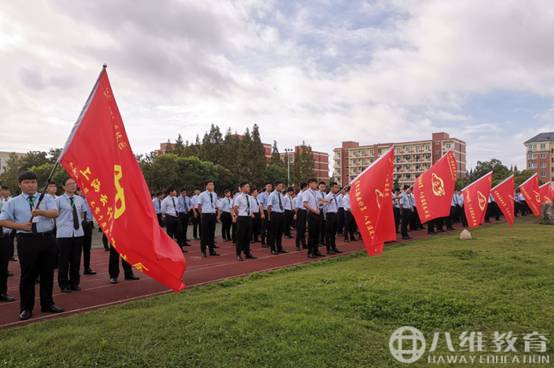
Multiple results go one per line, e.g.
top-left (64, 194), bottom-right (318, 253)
top-left (270, 140), bottom-right (284, 167)
top-left (292, 144), bottom-right (315, 185)
top-left (173, 134), bottom-right (186, 156)
top-left (263, 163), bottom-right (288, 186)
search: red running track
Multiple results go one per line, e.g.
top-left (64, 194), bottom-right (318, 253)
top-left (0, 229), bottom-right (432, 329)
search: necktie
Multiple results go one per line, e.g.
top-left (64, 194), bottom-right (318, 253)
top-left (278, 193), bottom-right (283, 211)
top-left (209, 193), bottom-right (214, 209)
top-left (70, 197), bottom-right (80, 230)
top-left (172, 197), bottom-right (177, 215)
top-left (333, 195), bottom-right (338, 208)
top-left (28, 195), bottom-right (37, 234)
top-left (245, 194), bottom-right (250, 215)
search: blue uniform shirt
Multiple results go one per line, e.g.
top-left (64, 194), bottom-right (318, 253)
top-left (82, 197), bottom-right (93, 222)
top-left (302, 189), bottom-right (320, 212)
top-left (0, 192), bottom-right (56, 233)
top-left (268, 191), bottom-right (285, 213)
top-left (400, 192), bottom-right (413, 209)
top-left (257, 191), bottom-right (270, 209)
top-left (177, 195), bottom-right (190, 213)
top-left (198, 191), bottom-right (218, 214)
top-left (152, 197), bottom-right (162, 214)
top-left (56, 194), bottom-right (85, 238)
top-left (218, 197), bottom-right (232, 213)
top-left (324, 192), bottom-right (339, 213)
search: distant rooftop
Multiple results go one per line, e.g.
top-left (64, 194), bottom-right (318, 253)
top-left (525, 132), bottom-right (554, 144)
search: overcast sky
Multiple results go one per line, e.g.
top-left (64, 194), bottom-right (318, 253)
top-left (2, 0), bottom-right (554, 170)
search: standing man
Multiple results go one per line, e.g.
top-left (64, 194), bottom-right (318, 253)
top-left (268, 181), bottom-right (287, 255)
top-left (400, 185), bottom-right (413, 240)
top-left (303, 178), bottom-right (324, 258)
top-left (283, 187), bottom-right (294, 238)
top-left (336, 188), bottom-right (345, 236)
top-left (161, 188), bottom-right (183, 251)
top-left (295, 183), bottom-right (308, 251)
top-left (233, 182), bottom-right (256, 261)
top-left (81, 198), bottom-right (96, 275)
top-left (0, 224), bottom-right (14, 302)
top-left (56, 177), bottom-right (86, 293)
top-left (324, 182), bottom-right (342, 255)
top-left (152, 192), bottom-right (163, 226)
top-left (191, 189), bottom-right (202, 239)
top-left (108, 242), bottom-right (139, 284)
top-left (318, 182), bottom-right (327, 247)
top-left (218, 189), bottom-right (233, 242)
top-left (343, 186), bottom-right (356, 242)
top-left (198, 181), bottom-right (219, 257)
top-left (250, 188), bottom-right (263, 243)
top-left (258, 183), bottom-right (273, 247)
top-left (392, 189), bottom-right (401, 233)
top-left (0, 172), bottom-right (63, 320)
top-left (46, 181), bottom-right (58, 199)
top-left (177, 188), bottom-right (191, 247)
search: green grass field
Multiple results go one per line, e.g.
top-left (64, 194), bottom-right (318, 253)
top-left (0, 218), bottom-right (553, 367)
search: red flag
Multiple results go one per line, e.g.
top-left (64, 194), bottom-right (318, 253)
top-left (491, 175), bottom-right (515, 226)
top-left (59, 67), bottom-right (186, 291)
top-left (462, 171), bottom-right (492, 228)
top-left (539, 182), bottom-right (553, 204)
top-left (413, 151), bottom-right (458, 223)
top-left (349, 147), bottom-right (396, 256)
top-left (518, 173), bottom-right (541, 217)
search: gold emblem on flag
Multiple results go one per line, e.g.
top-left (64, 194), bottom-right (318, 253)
top-left (477, 191), bottom-right (487, 211)
top-left (533, 190), bottom-right (541, 203)
top-left (375, 189), bottom-right (384, 208)
top-left (431, 173), bottom-right (445, 196)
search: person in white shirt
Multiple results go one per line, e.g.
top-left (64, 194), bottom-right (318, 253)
top-left (295, 183), bottom-right (308, 251)
top-left (283, 187), bottom-right (295, 238)
top-left (160, 188), bottom-right (183, 251)
top-left (232, 182), bottom-right (256, 261)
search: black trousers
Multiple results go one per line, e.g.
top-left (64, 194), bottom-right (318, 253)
top-left (284, 210), bottom-right (293, 237)
top-left (401, 208), bottom-right (412, 238)
top-left (16, 232), bottom-right (57, 312)
top-left (337, 208), bottom-right (345, 235)
top-left (261, 210), bottom-right (271, 244)
top-left (109, 245), bottom-right (133, 279)
top-left (179, 212), bottom-right (189, 244)
top-left (319, 212), bottom-right (326, 245)
top-left (200, 213), bottom-right (217, 254)
top-left (165, 215), bottom-right (181, 245)
top-left (296, 210), bottom-right (307, 248)
top-left (8, 230), bottom-right (15, 259)
top-left (269, 212), bottom-right (284, 252)
top-left (411, 207), bottom-right (423, 230)
top-left (57, 236), bottom-right (84, 289)
top-left (446, 207), bottom-right (456, 230)
top-left (220, 212), bottom-right (232, 240)
top-left (236, 216), bottom-right (252, 256)
top-left (251, 212), bottom-right (262, 241)
top-left (192, 213), bottom-right (201, 238)
top-left (325, 212), bottom-right (338, 251)
top-left (156, 213), bottom-right (163, 227)
top-left (307, 213), bottom-right (321, 255)
top-left (344, 210), bottom-right (356, 241)
top-left (393, 207), bottom-right (401, 233)
top-left (101, 232), bottom-right (110, 251)
top-left (459, 205), bottom-right (468, 227)
top-left (82, 221), bottom-right (93, 271)
top-left (0, 235), bottom-right (10, 295)
top-left (231, 222), bottom-right (237, 243)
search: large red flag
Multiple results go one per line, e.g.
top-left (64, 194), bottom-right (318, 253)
top-left (518, 173), bottom-right (542, 217)
top-left (413, 151), bottom-right (458, 223)
top-left (539, 182), bottom-right (553, 204)
top-left (491, 175), bottom-right (515, 226)
top-left (59, 66), bottom-right (186, 291)
top-left (349, 147), bottom-right (396, 256)
top-left (462, 171), bottom-right (492, 229)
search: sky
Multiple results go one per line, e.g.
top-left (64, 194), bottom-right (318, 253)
top-left (2, 0), bottom-right (554, 171)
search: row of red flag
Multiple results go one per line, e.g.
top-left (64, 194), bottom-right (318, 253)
top-left (57, 67), bottom-right (553, 291)
top-left (350, 148), bottom-right (553, 257)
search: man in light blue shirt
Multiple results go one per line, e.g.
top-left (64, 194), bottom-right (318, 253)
top-left (295, 183), bottom-right (308, 250)
top-left (268, 181), bottom-right (287, 255)
top-left (324, 182), bottom-right (342, 255)
top-left (177, 188), bottom-right (191, 247)
top-left (258, 183), bottom-right (273, 246)
top-left (190, 189), bottom-right (201, 239)
top-left (218, 189), bottom-right (233, 242)
top-left (80, 195), bottom-right (96, 275)
top-left (152, 192), bottom-right (163, 226)
top-left (399, 185), bottom-right (413, 240)
top-left (198, 181), bottom-right (219, 257)
top-left (0, 171), bottom-right (63, 320)
top-left (56, 177), bottom-right (85, 293)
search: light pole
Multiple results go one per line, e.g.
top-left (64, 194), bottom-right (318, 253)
top-left (285, 148), bottom-right (293, 186)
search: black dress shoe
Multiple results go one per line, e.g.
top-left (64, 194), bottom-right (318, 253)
top-left (278, 249), bottom-right (288, 254)
top-left (333, 248), bottom-right (343, 253)
top-left (315, 252), bottom-right (325, 257)
top-left (41, 305), bottom-right (64, 313)
top-left (245, 254), bottom-right (257, 259)
top-left (209, 252), bottom-right (220, 256)
top-left (19, 310), bottom-right (32, 320)
top-left (0, 294), bottom-right (16, 302)
top-left (84, 269), bottom-right (97, 275)
top-left (125, 275), bottom-right (140, 281)
top-left (236, 256), bottom-right (244, 261)
top-left (307, 254), bottom-right (317, 259)
top-left (60, 287), bottom-right (72, 293)
top-left (110, 278), bottom-right (118, 284)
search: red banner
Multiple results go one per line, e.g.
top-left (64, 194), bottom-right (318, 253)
top-left (491, 175), bottom-right (515, 226)
top-left (518, 173), bottom-right (541, 217)
top-left (59, 67), bottom-right (186, 291)
top-left (413, 151), bottom-right (458, 223)
top-left (539, 182), bottom-right (553, 204)
top-left (349, 147), bottom-right (396, 256)
top-left (462, 172), bottom-right (492, 228)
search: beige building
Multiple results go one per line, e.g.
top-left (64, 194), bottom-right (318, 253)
top-left (0, 151), bottom-right (25, 174)
top-left (524, 132), bottom-right (554, 182)
top-left (333, 132), bottom-right (466, 187)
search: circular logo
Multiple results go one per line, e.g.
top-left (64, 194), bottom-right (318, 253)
top-left (389, 326), bottom-right (426, 364)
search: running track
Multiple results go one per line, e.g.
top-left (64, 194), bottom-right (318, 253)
top-left (0, 229), bottom-right (433, 328)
